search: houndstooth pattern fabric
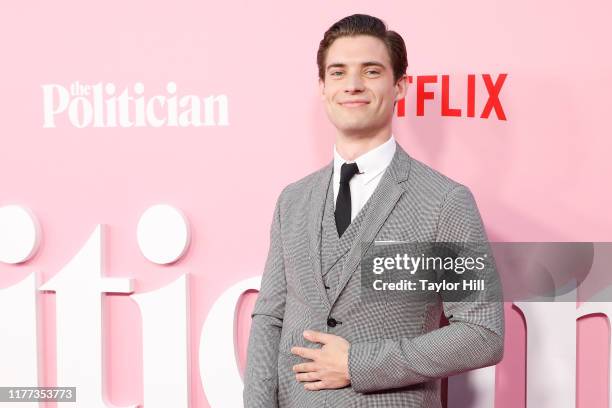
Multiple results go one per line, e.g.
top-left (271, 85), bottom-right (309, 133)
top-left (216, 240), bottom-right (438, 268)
top-left (321, 174), bottom-right (374, 303)
top-left (243, 144), bottom-right (505, 408)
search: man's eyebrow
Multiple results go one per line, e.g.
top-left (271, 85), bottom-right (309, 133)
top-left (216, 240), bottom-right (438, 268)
top-left (326, 61), bottom-right (386, 71)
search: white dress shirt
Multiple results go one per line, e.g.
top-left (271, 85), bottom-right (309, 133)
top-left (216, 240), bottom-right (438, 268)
top-left (333, 134), bottom-right (397, 222)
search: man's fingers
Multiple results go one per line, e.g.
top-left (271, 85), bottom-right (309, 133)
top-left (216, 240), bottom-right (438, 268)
top-left (304, 380), bottom-right (327, 391)
top-left (291, 346), bottom-right (320, 360)
top-left (303, 330), bottom-right (337, 344)
top-left (295, 371), bottom-right (321, 382)
top-left (292, 362), bottom-right (317, 373)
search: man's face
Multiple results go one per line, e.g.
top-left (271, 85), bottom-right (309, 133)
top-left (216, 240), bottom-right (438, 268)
top-left (319, 35), bottom-right (406, 137)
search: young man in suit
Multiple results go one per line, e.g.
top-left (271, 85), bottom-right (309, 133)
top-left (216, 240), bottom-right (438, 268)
top-left (244, 13), bottom-right (504, 408)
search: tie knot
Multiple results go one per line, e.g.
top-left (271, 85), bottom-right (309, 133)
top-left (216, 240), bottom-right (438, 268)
top-left (340, 162), bottom-right (360, 184)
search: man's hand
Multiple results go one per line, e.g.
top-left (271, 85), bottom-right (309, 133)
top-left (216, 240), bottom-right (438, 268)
top-left (291, 330), bottom-right (351, 390)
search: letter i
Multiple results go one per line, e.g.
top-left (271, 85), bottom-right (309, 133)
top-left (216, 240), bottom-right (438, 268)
top-left (467, 74), bottom-right (476, 118)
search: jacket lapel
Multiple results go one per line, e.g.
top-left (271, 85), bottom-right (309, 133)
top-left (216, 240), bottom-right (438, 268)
top-left (329, 145), bottom-right (413, 307)
top-left (307, 161), bottom-right (333, 311)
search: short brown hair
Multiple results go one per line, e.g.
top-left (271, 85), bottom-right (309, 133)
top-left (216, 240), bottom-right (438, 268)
top-left (317, 14), bottom-right (408, 83)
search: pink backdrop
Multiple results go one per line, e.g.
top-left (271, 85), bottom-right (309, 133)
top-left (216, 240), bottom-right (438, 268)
top-left (1, 0), bottom-right (612, 407)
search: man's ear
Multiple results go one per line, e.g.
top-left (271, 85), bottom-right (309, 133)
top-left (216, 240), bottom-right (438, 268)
top-left (394, 74), bottom-right (408, 102)
top-left (319, 78), bottom-right (326, 101)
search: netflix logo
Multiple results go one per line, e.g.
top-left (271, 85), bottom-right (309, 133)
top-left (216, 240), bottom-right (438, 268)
top-left (397, 73), bottom-right (508, 120)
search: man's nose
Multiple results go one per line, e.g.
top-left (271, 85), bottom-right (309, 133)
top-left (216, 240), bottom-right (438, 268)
top-left (344, 73), bottom-right (365, 93)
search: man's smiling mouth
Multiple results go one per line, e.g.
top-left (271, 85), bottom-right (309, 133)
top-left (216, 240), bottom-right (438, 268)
top-left (339, 100), bottom-right (370, 108)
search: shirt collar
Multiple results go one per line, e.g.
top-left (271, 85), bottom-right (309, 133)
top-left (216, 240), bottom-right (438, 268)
top-left (333, 134), bottom-right (397, 185)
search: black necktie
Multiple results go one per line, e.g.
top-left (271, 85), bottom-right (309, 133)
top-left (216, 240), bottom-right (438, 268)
top-left (335, 162), bottom-right (360, 238)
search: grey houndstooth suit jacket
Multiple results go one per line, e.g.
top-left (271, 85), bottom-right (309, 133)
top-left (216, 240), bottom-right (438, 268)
top-left (243, 143), bottom-right (505, 408)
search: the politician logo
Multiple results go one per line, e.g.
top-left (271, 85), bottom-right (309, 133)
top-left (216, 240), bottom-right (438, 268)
top-left (42, 81), bottom-right (230, 128)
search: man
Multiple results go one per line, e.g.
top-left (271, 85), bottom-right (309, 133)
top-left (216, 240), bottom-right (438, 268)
top-left (243, 14), bottom-right (504, 408)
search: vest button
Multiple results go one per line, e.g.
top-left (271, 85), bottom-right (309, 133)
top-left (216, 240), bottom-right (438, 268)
top-left (327, 318), bottom-right (338, 327)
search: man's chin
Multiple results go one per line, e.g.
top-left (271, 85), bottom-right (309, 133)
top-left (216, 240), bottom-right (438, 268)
top-left (332, 120), bottom-right (370, 132)
top-left (335, 127), bottom-right (377, 138)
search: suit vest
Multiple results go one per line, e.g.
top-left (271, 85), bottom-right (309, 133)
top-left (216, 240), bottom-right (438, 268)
top-left (320, 175), bottom-right (373, 303)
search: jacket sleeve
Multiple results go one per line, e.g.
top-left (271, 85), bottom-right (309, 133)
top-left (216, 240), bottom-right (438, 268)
top-left (243, 192), bottom-right (286, 407)
top-left (348, 185), bottom-right (505, 393)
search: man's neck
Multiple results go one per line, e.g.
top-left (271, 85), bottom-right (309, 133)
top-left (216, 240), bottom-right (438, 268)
top-left (335, 128), bottom-right (393, 161)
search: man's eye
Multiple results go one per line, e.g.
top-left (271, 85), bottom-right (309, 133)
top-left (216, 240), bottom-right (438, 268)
top-left (366, 70), bottom-right (380, 75)
top-left (330, 71), bottom-right (343, 76)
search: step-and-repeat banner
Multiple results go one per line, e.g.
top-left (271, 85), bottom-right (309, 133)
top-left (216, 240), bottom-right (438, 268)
top-left (1, 1), bottom-right (611, 407)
